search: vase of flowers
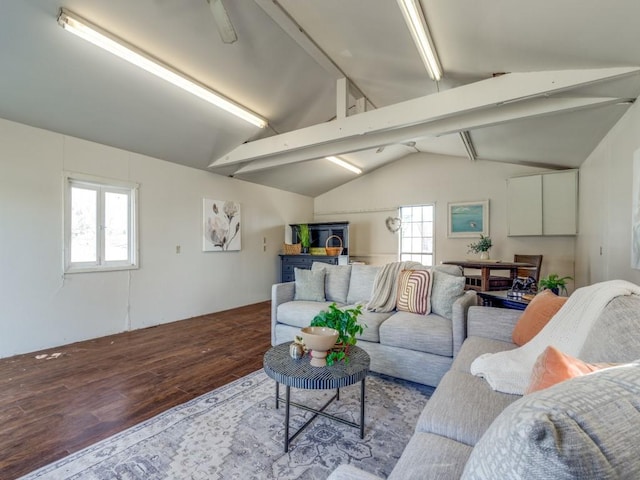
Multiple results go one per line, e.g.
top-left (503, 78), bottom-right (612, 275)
top-left (467, 235), bottom-right (492, 260)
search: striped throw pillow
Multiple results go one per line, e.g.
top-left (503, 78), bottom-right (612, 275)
top-left (396, 269), bottom-right (432, 315)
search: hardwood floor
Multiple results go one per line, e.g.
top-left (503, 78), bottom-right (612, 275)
top-left (0, 301), bottom-right (272, 479)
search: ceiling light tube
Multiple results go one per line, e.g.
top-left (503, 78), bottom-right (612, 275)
top-left (57, 8), bottom-right (267, 128)
top-left (397, 0), bottom-right (442, 81)
top-left (460, 131), bottom-right (477, 161)
top-left (326, 156), bottom-right (362, 174)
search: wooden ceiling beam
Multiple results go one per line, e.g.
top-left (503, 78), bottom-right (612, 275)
top-left (210, 68), bottom-right (640, 172)
top-left (254, 0), bottom-right (371, 107)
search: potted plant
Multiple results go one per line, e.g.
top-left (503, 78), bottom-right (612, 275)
top-left (297, 224), bottom-right (311, 254)
top-left (538, 274), bottom-right (573, 296)
top-left (467, 235), bottom-right (492, 260)
top-left (310, 303), bottom-right (365, 365)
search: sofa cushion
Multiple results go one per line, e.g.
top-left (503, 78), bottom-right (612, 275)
top-left (430, 270), bottom-right (466, 320)
top-left (452, 336), bottom-right (517, 374)
top-left (416, 370), bottom-right (520, 446)
top-left (579, 295), bottom-right (640, 363)
top-left (311, 262), bottom-right (352, 304)
top-left (277, 300), bottom-right (335, 328)
top-left (462, 362), bottom-right (640, 480)
top-left (387, 432), bottom-right (473, 480)
top-left (379, 311), bottom-right (452, 357)
top-left (433, 264), bottom-right (464, 276)
top-left (344, 306), bottom-right (392, 343)
top-left (346, 264), bottom-right (381, 305)
top-left (294, 268), bottom-right (326, 301)
top-left (526, 346), bottom-right (616, 394)
top-left (396, 269), bottom-right (432, 315)
top-left (511, 290), bottom-right (567, 346)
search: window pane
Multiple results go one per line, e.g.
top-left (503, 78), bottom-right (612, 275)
top-left (104, 191), bottom-right (129, 262)
top-left (412, 206), bottom-right (422, 222)
top-left (71, 187), bottom-right (97, 262)
top-left (399, 204), bottom-right (435, 263)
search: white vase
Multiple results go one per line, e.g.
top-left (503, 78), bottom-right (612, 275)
top-left (480, 251), bottom-right (490, 260)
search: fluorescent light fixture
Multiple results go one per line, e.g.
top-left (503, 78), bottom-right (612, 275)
top-left (326, 156), bottom-right (362, 174)
top-left (460, 131), bottom-right (477, 161)
top-left (57, 8), bottom-right (267, 128)
top-left (208, 0), bottom-right (238, 44)
top-left (397, 0), bottom-right (442, 81)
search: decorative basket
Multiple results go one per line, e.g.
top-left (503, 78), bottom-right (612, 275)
top-left (325, 235), bottom-right (343, 256)
top-left (283, 243), bottom-right (301, 255)
top-left (309, 247), bottom-right (327, 255)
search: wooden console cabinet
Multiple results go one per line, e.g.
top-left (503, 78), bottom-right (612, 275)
top-left (279, 255), bottom-right (340, 282)
top-left (280, 221), bottom-right (349, 282)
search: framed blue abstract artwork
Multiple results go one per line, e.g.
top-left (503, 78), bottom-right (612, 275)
top-left (448, 200), bottom-right (489, 238)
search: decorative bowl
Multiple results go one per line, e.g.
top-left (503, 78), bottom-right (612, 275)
top-left (300, 326), bottom-right (339, 367)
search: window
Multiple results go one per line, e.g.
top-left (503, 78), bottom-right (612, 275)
top-left (64, 173), bottom-right (138, 273)
top-left (399, 204), bottom-right (434, 266)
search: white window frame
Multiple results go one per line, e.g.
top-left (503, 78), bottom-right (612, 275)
top-left (398, 204), bottom-right (435, 266)
top-left (63, 172), bottom-right (139, 273)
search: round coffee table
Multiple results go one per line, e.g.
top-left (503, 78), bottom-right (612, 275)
top-left (263, 342), bottom-right (370, 452)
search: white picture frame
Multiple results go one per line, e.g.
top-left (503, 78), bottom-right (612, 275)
top-left (203, 198), bottom-right (241, 251)
top-left (448, 200), bottom-right (489, 238)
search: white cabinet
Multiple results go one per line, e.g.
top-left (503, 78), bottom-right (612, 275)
top-left (507, 170), bottom-right (578, 236)
top-left (507, 175), bottom-right (543, 236)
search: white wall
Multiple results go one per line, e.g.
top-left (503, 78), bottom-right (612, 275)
top-left (0, 118), bottom-right (313, 358)
top-left (576, 102), bottom-right (640, 287)
top-left (315, 153), bottom-right (576, 285)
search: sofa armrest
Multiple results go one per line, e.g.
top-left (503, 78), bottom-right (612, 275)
top-left (327, 465), bottom-right (384, 480)
top-left (451, 291), bottom-right (478, 357)
top-left (271, 282), bottom-right (295, 345)
top-left (467, 306), bottom-right (522, 343)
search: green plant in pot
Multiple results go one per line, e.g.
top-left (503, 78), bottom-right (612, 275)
top-left (310, 303), bottom-right (365, 365)
top-left (467, 235), bottom-right (492, 260)
top-left (297, 224), bottom-right (311, 253)
top-left (538, 274), bottom-right (573, 296)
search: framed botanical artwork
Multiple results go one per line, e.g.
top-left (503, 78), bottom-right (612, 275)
top-left (203, 198), bottom-right (241, 251)
top-left (448, 200), bottom-right (489, 238)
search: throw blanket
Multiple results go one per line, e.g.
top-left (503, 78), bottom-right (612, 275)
top-left (470, 279), bottom-right (640, 395)
top-left (367, 261), bottom-right (422, 312)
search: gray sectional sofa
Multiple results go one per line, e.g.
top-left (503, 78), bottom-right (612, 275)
top-left (271, 261), bottom-right (477, 387)
top-left (328, 286), bottom-right (640, 480)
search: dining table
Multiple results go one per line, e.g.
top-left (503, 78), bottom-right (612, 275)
top-left (442, 259), bottom-right (536, 292)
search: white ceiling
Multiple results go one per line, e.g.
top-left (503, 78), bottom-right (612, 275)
top-left (2, 1), bottom-right (640, 196)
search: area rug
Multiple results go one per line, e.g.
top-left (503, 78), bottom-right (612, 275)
top-left (20, 369), bottom-right (433, 480)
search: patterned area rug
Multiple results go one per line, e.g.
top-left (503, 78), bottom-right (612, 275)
top-left (20, 369), bottom-right (433, 480)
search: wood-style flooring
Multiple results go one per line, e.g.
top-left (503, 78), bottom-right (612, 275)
top-left (0, 301), bottom-right (272, 479)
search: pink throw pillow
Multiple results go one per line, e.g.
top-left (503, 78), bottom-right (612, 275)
top-left (526, 346), bottom-right (616, 394)
top-left (512, 290), bottom-right (568, 346)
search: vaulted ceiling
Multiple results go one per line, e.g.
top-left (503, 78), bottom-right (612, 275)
top-left (3, 1), bottom-right (640, 196)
